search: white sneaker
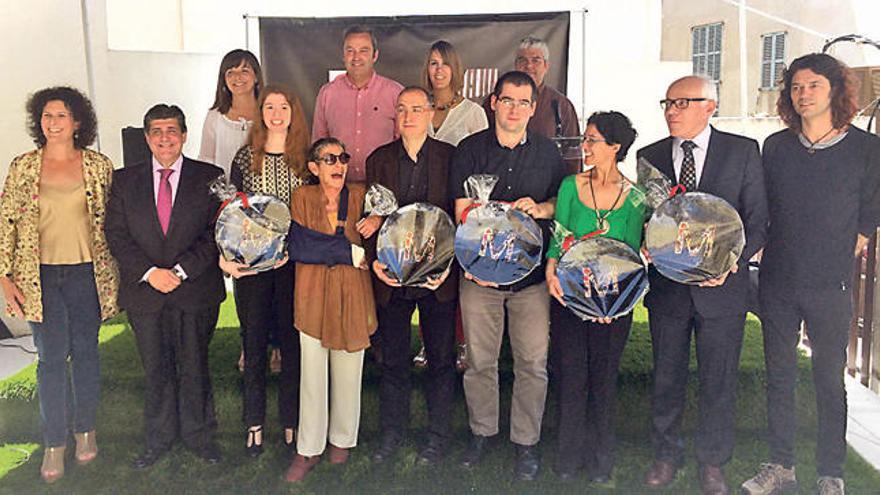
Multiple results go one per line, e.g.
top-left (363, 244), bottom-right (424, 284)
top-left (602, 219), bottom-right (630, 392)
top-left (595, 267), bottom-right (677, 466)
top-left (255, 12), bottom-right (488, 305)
top-left (816, 476), bottom-right (844, 495)
top-left (740, 463), bottom-right (797, 494)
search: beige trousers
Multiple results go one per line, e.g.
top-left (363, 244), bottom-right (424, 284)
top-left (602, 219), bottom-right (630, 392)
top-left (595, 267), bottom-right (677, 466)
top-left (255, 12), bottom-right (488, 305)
top-left (296, 332), bottom-right (365, 456)
top-left (460, 280), bottom-right (550, 446)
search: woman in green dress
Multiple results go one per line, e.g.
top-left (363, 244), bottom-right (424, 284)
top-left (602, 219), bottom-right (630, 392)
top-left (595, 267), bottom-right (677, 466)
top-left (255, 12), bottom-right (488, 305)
top-left (545, 111), bottom-right (644, 483)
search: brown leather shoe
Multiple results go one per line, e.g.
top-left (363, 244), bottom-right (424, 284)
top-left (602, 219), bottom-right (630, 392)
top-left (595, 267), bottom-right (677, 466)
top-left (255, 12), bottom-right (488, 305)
top-left (699, 465), bottom-right (730, 495)
top-left (284, 454), bottom-right (320, 482)
top-left (643, 459), bottom-right (678, 488)
top-left (327, 444), bottom-right (349, 465)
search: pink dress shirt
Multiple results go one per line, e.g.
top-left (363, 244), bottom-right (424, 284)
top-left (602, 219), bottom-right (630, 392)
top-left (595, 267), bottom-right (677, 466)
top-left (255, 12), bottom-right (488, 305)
top-left (311, 71), bottom-right (403, 182)
top-left (152, 155), bottom-right (183, 206)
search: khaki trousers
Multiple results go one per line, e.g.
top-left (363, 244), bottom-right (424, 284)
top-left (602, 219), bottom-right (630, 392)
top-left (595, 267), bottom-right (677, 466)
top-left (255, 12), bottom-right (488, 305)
top-left (296, 332), bottom-right (365, 456)
top-left (460, 279), bottom-right (550, 446)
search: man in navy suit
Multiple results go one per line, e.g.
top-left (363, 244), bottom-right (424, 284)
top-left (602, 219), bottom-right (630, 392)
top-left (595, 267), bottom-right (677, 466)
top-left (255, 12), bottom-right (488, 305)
top-left (105, 104), bottom-right (225, 469)
top-left (638, 76), bottom-right (767, 495)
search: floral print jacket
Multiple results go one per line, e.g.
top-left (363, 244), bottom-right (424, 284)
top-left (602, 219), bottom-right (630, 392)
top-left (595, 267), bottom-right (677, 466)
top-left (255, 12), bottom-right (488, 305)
top-left (0, 148), bottom-right (120, 322)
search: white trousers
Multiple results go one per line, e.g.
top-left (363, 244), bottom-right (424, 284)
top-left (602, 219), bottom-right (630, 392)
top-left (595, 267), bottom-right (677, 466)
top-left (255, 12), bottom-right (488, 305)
top-left (296, 332), bottom-right (365, 456)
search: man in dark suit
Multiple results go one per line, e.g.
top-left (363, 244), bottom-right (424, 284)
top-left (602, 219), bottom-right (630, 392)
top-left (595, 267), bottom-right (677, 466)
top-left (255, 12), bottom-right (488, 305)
top-left (358, 86), bottom-right (458, 466)
top-left (638, 76), bottom-right (767, 495)
top-left (105, 104), bottom-right (226, 469)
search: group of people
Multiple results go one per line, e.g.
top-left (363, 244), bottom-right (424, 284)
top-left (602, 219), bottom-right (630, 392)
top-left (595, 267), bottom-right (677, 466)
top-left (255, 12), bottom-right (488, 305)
top-left (1, 23), bottom-right (878, 495)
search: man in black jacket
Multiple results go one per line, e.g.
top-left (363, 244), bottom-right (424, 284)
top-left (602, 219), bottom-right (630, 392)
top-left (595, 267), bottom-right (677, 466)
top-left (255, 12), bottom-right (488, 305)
top-left (638, 76), bottom-right (767, 495)
top-left (105, 104), bottom-right (225, 469)
top-left (741, 53), bottom-right (880, 495)
top-left (360, 87), bottom-right (458, 466)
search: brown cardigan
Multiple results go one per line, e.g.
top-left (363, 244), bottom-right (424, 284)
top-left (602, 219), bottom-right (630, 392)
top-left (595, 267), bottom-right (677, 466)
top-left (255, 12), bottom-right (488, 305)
top-left (291, 183), bottom-right (377, 352)
top-left (364, 137), bottom-right (459, 307)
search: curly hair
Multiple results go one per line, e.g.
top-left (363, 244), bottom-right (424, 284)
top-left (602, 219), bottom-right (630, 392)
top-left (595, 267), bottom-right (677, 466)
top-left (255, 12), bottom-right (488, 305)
top-left (587, 111), bottom-right (638, 163)
top-left (26, 86), bottom-right (97, 149)
top-left (777, 53), bottom-right (860, 132)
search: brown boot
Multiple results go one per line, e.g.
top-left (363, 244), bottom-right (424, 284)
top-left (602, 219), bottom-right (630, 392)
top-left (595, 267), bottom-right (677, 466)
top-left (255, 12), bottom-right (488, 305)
top-left (327, 444), bottom-right (350, 465)
top-left (699, 465), bottom-right (730, 495)
top-left (643, 459), bottom-right (678, 488)
top-left (284, 454), bottom-right (320, 482)
top-left (40, 446), bottom-right (66, 484)
top-left (74, 431), bottom-right (98, 465)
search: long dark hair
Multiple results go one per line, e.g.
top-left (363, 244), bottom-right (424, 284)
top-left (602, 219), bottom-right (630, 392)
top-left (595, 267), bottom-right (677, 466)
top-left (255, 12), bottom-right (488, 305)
top-left (777, 53), bottom-right (859, 132)
top-left (209, 49), bottom-right (264, 115)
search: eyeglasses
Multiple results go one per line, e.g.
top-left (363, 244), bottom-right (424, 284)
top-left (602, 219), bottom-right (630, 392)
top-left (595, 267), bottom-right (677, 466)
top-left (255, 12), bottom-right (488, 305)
top-left (515, 56), bottom-right (545, 66)
top-left (316, 152), bottom-right (351, 165)
top-left (583, 137), bottom-right (607, 145)
top-left (395, 105), bottom-right (430, 114)
top-left (660, 98), bottom-right (708, 110)
top-left (497, 97), bottom-right (534, 109)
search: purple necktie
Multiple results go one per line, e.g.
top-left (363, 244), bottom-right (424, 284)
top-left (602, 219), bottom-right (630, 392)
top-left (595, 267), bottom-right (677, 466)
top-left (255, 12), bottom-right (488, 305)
top-left (157, 168), bottom-right (174, 235)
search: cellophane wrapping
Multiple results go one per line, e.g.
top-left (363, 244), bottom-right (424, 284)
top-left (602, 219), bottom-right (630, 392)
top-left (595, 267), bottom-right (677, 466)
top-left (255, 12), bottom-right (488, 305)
top-left (645, 192), bottom-right (745, 284)
top-left (211, 177), bottom-right (290, 273)
top-left (556, 235), bottom-right (649, 320)
top-left (376, 203), bottom-right (455, 286)
top-left (454, 175), bottom-right (543, 285)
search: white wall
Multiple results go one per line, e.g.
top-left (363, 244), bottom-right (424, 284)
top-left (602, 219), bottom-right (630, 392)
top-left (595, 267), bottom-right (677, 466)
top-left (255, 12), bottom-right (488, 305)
top-left (1, 0), bottom-right (686, 183)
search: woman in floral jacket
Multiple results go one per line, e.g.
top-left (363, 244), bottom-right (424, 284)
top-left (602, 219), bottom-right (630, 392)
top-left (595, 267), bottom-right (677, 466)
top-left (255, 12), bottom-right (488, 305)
top-left (0, 87), bottom-right (119, 483)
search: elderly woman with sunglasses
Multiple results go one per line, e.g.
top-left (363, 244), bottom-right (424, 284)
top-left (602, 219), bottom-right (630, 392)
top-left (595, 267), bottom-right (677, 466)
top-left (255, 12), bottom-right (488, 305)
top-left (284, 138), bottom-right (377, 482)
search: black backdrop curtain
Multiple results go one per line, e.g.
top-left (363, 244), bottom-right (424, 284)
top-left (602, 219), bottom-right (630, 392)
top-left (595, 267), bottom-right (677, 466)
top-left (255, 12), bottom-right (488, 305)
top-left (259, 12), bottom-right (571, 126)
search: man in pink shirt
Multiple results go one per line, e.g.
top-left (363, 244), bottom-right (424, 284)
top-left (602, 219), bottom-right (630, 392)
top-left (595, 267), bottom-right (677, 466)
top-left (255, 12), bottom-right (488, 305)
top-left (312, 25), bottom-right (404, 183)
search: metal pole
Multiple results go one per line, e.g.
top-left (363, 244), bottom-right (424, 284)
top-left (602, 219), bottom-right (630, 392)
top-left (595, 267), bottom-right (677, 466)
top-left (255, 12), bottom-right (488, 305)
top-left (79, 0), bottom-right (100, 151)
top-left (738, 0), bottom-right (748, 118)
top-left (581, 7), bottom-right (588, 130)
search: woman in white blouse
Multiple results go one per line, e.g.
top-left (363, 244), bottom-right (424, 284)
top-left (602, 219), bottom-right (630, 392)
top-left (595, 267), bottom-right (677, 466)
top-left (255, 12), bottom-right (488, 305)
top-left (416, 40), bottom-right (488, 371)
top-left (199, 49), bottom-right (264, 177)
top-left (199, 49), bottom-right (279, 374)
top-left (422, 40), bottom-right (488, 146)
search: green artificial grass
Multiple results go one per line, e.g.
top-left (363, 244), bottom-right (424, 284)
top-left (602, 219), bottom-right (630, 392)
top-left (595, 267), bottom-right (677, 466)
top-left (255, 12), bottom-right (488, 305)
top-left (0, 301), bottom-right (878, 494)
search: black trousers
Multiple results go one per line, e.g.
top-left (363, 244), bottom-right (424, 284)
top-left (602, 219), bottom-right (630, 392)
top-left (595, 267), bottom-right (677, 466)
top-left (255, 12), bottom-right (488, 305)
top-left (648, 303), bottom-right (745, 467)
top-left (234, 262), bottom-right (299, 429)
top-left (377, 291), bottom-right (456, 442)
top-left (760, 283), bottom-right (851, 478)
top-left (129, 303), bottom-right (220, 451)
top-left (551, 301), bottom-right (632, 477)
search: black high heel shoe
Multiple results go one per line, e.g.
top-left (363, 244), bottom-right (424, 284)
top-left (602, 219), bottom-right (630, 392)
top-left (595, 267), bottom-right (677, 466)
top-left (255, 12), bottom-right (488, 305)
top-left (282, 428), bottom-right (296, 458)
top-left (246, 426), bottom-right (263, 458)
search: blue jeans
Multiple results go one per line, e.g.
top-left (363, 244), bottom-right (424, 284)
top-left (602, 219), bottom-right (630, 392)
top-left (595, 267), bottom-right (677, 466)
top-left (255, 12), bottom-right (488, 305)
top-left (29, 263), bottom-right (102, 447)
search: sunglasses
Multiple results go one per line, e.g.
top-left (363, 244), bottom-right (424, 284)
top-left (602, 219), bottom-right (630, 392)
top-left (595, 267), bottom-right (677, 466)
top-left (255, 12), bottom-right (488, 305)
top-left (316, 152), bottom-right (351, 165)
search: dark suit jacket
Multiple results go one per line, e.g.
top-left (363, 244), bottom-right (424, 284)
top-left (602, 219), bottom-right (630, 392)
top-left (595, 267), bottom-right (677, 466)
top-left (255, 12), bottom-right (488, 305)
top-left (637, 126), bottom-right (768, 318)
top-left (105, 156), bottom-right (226, 314)
top-left (364, 137), bottom-right (459, 307)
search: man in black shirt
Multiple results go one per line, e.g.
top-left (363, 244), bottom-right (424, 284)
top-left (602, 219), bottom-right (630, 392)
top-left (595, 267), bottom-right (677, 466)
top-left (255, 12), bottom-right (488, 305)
top-left (742, 53), bottom-right (880, 495)
top-left (360, 87), bottom-right (458, 467)
top-left (450, 71), bottom-right (567, 480)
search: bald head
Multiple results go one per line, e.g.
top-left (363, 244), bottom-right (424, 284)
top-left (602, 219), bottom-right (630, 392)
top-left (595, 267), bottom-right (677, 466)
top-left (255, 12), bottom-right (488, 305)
top-left (663, 76), bottom-right (717, 139)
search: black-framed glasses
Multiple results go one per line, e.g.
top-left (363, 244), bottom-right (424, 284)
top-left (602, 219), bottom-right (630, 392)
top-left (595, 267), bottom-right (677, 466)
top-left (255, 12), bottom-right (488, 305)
top-left (317, 152), bottom-right (351, 165)
top-left (660, 98), bottom-right (708, 110)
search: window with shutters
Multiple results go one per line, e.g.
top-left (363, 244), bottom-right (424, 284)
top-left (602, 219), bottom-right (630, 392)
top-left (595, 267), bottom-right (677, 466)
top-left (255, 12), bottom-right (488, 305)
top-left (761, 32), bottom-right (787, 89)
top-left (692, 23), bottom-right (723, 82)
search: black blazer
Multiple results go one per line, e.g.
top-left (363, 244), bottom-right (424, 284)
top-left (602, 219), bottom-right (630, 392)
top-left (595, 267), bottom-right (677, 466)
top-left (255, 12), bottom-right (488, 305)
top-left (637, 126), bottom-right (768, 318)
top-left (105, 156), bottom-right (226, 313)
top-left (364, 137), bottom-right (459, 306)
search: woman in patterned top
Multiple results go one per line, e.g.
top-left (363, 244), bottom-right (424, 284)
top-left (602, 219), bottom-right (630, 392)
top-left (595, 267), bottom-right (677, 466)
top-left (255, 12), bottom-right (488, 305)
top-left (219, 84), bottom-right (310, 458)
top-left (0, 87), bottom-right (119, 483)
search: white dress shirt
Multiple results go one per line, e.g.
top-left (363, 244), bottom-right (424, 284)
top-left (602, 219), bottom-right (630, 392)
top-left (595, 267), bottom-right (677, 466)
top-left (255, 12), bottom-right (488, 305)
top-left (671, 124), bottom-right (712, 187)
